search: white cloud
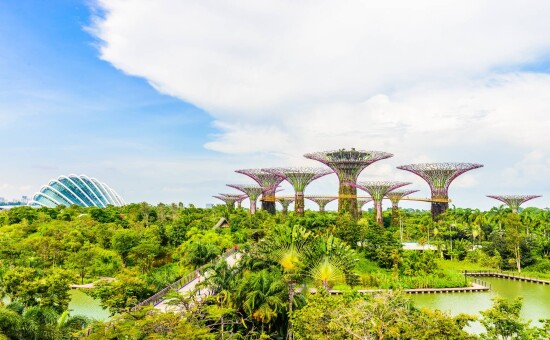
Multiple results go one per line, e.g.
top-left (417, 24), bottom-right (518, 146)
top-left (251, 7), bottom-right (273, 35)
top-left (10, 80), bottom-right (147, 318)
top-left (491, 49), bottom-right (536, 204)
top-left (88, 0), bottom-right (550, 209)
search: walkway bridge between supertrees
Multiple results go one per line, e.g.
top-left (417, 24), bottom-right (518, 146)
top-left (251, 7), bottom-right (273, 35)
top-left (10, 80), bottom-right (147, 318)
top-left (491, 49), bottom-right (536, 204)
top-left (274, 195), bottom-right (451, 203)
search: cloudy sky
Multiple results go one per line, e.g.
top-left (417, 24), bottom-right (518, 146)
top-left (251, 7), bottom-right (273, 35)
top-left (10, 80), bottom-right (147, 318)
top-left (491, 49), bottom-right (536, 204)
top-left (1, 0), bottom-right (550, 210)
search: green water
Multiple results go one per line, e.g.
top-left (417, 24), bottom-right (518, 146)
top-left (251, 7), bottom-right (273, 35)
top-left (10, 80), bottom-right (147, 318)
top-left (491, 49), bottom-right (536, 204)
top-left (68, 277), bottom-right (550, 332)
top-left (68, 289), bottom-right (110, 321)
top-left (411, 277), bottom-right (550, 334)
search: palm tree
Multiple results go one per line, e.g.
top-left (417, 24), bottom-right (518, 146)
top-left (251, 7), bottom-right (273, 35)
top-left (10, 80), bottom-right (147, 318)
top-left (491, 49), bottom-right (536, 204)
top-left (200, 259), bottom-right (240, 295)
top-left (236, 269), bottom-right (287, 334)
top-left (308, 235), bottom-right (357, 290)
top-left (256, 224), bottom-right (312, 339)
top-left (0, 303), bottom-right (89, 340)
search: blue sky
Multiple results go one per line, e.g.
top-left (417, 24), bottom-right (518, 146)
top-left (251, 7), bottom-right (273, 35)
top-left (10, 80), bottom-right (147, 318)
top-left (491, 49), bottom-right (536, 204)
top-left (2, 1), bottom-right (550, 210)
top-left (0, 1), bottom-right (225, 204)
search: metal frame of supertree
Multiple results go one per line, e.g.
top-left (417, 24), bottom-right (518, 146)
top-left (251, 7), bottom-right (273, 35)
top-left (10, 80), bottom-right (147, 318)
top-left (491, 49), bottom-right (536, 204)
top-left (234, 194), bottom-right (247, 208)
top-left (351, 181), bottom-right (411, 225)
top-left (235, 169), bottom-right (284, 214)
top-left (213, 194), bottom-right (243, 210)
top-left (264, 167), bottom-right (332, 216)
top-left (226, 184), bottom-right (263, 214)
top-left (385, 189), bottom-right (419, 227)
top-left (397, 162), bottom-right (483, 218)
top-left (304, 148), bottom-right (393, 219)
top-left (356, 197), bottom-right (373, 218)
top-left (276, 197), bottom-right (295, 215)
top-left (306, 196), bottom-right (337, 213)
top-left (487, 195), bottom-right (542, 213)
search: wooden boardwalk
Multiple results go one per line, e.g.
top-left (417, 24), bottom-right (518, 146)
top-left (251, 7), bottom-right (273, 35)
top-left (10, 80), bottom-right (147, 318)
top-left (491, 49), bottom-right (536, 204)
top-left (465, 271), bottom-right (550, 285)
top-left (324, 282), bottom-right (489, 295)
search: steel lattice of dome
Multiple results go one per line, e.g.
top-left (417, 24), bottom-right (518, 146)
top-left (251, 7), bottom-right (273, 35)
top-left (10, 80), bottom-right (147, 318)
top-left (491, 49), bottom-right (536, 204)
top-left (29, 174), bottom-right (125, 208)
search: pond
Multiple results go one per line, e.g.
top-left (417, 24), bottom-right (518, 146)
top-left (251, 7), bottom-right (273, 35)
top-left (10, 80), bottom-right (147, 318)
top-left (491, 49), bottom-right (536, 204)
top-left (68, 289), bottom-right (110, 321)
top-left (411, 276), bottom-right (550, 334)
top-left (67, 276), bottom-right (550, 333)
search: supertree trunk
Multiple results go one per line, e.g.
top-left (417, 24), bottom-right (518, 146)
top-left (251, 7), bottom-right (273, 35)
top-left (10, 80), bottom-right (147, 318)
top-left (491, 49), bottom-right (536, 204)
top-left (250, 200), bottom-right (257, 214)
top-left (374, 200), bottom-right (383, 225)
top-left (282, 206), bottom-right (289, 215)
top-left (391, 202), bottom-right (399, 227)
top-left (339, 183), bottom-right (358, 218)
top-left (431, 201), bottom-right (449, 219)
top-left (261, 188), bottom-right (277, 214)
top-left (295, 192), bottom-right (305, 216)
top-left (262, 200), bottom-right (276, 214)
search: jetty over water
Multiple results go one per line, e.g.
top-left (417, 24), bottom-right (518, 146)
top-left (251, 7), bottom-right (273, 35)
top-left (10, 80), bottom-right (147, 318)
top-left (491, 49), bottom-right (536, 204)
top-left (465, 271), bottom-right (550, 285)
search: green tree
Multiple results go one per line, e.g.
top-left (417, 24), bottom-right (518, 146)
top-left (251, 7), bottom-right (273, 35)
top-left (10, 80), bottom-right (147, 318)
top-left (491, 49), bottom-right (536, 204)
top-left (236, 269), bottom-right (287, 335)
top-left (88, 269), bottom-right (155, 315)
top-left (504, 213), bottom-right (526, 272)
top-left (65, 244), bottom-right (96, 284)
top-left (2, 268), bottom-right (72, 313)
top-left (480, 297), bottom-right (530, 340)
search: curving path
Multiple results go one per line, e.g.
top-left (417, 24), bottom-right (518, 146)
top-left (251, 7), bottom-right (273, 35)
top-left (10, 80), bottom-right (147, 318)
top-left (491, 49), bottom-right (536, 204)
top-left (155, 252), bottom-right (242, 312)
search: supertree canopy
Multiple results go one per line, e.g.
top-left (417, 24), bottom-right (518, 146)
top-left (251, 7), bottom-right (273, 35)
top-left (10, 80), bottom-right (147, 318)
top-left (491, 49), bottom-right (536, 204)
top-left (264, 167), bottom-right (332, 216)
top-left (213, 194), bottom-right (243, 210)
top-left (235, 169), bottom-right (284, 214)
top-left (306, 196), bottom-right (337, 213)
top-left (226, 184), bottom-right (263, 214)
top-left (487, 195), bottom-right (542, 213)
top-left (351, 181), bottom-right (410, 225)
top-left (304, 149), bottom-right (393, 218)
top-left (276, 197), bottom-right (295, 215)
top-left (397, 163), bottom-right (483, 218)
top-left (385, 189), bottom-right (419, 227)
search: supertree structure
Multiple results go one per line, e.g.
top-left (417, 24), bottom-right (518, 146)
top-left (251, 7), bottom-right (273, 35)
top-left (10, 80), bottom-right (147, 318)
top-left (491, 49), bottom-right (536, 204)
top-left (235, 169), bottom-right (284, 214)
top-left (226, 184), bottom-right (263, 214)
top-left (397, 163), bottom-right (483, 218)
top-left (351, 181), bottom-right (410, 225)
top-left (235, 194), bottom-right (247, 209)
top-left (306, 196), bottom-right (337, 213)
top-left (304, 149), bottom-right (393, 218)
top-left (487, 195), bottom-right (542, 213)
top-left (356, 197), bottom-right (373, 218)
top-left (276, 197), bottom-right (294, 215)
top-left (213, 194), bottom-right (242, 210)
top-left (385, 189), bottom-right (419, 227)
top-left (264, 167), bottom-right (332, 216)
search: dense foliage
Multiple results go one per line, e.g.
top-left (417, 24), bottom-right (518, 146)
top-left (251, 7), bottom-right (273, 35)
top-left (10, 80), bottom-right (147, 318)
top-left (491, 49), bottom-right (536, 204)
top-left (0, 203), bottom-right (549, 338)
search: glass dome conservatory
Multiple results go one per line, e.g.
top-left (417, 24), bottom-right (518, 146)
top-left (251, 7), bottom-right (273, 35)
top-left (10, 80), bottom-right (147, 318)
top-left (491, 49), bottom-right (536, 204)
top-left (30, 174), bottom-right (125, 208)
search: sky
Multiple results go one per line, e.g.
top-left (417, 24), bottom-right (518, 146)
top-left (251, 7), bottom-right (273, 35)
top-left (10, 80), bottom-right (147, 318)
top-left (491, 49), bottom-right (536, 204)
top-left (1, 0), bottom-right (550, 211)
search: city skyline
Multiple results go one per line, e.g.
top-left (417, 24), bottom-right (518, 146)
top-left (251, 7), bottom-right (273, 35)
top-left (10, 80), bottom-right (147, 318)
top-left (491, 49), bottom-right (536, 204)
top-left (1, 1), bottom-right (550, 210)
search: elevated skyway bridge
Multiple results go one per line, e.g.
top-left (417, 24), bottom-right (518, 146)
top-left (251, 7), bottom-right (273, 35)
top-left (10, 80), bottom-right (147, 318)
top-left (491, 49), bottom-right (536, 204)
top-left (267, 195), bottom-right (451, 203)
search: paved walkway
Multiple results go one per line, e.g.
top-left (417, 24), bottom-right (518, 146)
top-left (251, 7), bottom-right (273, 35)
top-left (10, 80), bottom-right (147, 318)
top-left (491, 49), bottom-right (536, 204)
top-left (155, 252), bottom-right (242, 312)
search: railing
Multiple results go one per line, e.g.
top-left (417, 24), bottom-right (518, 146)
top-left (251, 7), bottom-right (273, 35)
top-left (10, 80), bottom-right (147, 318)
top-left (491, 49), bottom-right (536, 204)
top-left (469, 277), bottom-right (492, 290)
top-left (463, 270), bottom-right (550, 285)
top-left (131, 248), bottom-right (236, 311)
